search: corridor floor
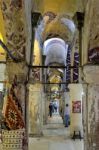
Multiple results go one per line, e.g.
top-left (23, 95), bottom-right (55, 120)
top-left (29, 113), bottom-right (84, 150)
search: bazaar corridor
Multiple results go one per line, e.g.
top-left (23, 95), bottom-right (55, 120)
top-left (0, 0), bottom-right (99, 150)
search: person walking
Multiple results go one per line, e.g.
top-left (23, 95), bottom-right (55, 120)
top-left (64, 104), bottom-right (70, 127)
top-left (53, 101), bottom-right (57, 113)
top-left (49, 102), bottom-right (53, 117)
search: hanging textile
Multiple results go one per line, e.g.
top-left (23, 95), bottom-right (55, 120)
top-left (66, 47), bottom-right (71, 84)
top-left (73, 52), bottom-right (79, 83)
top-left (3, 75), bottom-right (25, 129)
top-left (4, 94), bottom-right (24, 129)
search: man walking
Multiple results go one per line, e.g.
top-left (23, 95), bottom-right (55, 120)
top-left (64, 104), bottom-right (70, 127)
top-left (49, 102), bottom-right (53, 117)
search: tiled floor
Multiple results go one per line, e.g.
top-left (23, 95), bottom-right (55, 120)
top-left (29, 113), bottom-right (84, 150)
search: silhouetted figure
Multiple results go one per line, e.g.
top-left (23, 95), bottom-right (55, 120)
top-left (49, 102), bottom-right (53, 117)
top-left (54, 103), bottom-right (57, 112)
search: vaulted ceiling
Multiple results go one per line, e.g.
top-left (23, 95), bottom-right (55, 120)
top-left (0, 0), bottom-right (97, 93)
top-left (32, 0), bottom-right (83, 15)
top-left (31, 0), bottom-right (84, 95)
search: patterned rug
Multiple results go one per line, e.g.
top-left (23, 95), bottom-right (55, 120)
top-left (4, 95), bottom-right (24, 130)
top-left (2, 129), bottom-right (25, 150)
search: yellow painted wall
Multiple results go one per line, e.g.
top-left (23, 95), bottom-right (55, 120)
top-left (0, 6), bottom-right (6, 61)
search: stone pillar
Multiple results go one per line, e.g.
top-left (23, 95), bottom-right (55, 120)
top-left (82, 0), bottom-right (94, 65)
top-left (28, 84), bottom-right (44, 136)
top-left (0, 63), bottom-right (6, 142)
top-left (83, 65), bottom-right (99, 150)
top-left (42, 92), bottom-right (47, 125)
top-left (0, 63), bottom-right (6, 78)
top-left (64, 92), bottom-right (70, 105)
top-left (82, 84), bottom-right (88, 150)
top-left (69, 84), bottom-right (83, 137)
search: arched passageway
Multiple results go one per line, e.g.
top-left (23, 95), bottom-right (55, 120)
top-left (28, 5), bottom-right (84, 150)
top-left (0, 0), bottom-right (99, 150)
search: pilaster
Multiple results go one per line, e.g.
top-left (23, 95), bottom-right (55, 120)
top-left (0, 63), bottom-right (6, 82)
top-left (83, 65), bottom-right (99, 150)
top-left (68, 84), bottom-right (83, 137)
top-left (28, 83), bottom-right (44, 136)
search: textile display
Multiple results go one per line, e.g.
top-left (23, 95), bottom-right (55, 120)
top-left (4, 95), bottom-right (24, 129)
top-left (2, 129), bottom-right (25, 150)
top-left (3, 75), bottom-right (25, 130)
top-left (66, 47), bottom-right (71, 86)
top-left (73, 52), bottom-right (79, 83)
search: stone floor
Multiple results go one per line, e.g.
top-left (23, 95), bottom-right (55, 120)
top-left (0, 113), bottom-right (84, 150)
top-left (29, 136), bottom-right (83, 150)
top-left (29, 113), bottom-right (84, 150)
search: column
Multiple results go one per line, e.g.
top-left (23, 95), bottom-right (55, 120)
top-left (42, 92), bottom-right (47, 125)
top-left (0, 63), bottom-right (6, 143)
top-left (0, 64), bottom-right (6, 81)
top-left (28, 83), bottom-right (43, 136)
top-left (83, 65), bottom-right (99, 150)
top-left (82, 84), bottom-right (88, 150)
top-left (64, 92), bottom-right (70, 105)
top-left (69, 84), bottom-right (83, 137)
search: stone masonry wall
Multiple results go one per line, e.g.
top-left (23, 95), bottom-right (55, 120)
top-left (87, 85), bottom-right (99, 150)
